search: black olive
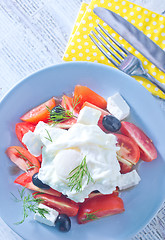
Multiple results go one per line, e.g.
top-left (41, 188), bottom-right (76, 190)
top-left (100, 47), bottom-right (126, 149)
top-left (102, 115), bottom-right (121, 132)
top-left (55, 214), bottom-right (71, 232)
top-left (50, 105), bottom-right (65, 115)
top-left (32, 173), bottom-right (50, 189)
top-left (50, 105), bottom-right (66, 122)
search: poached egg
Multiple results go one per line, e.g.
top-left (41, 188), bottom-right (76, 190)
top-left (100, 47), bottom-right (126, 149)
top-left (22, 107), bottom-right (140, 202)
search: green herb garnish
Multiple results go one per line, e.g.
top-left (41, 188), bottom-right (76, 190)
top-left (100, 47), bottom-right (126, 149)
top-left (67, 156), bottom-right (94, 192)
top-left (11, 188), bottom-right (49, 224)
top-left (46, 96), bottom-right (80, 124)
top-left (47, 104), bottom-right (74, 123)
top-left (44, 129), bottom-right (53, 142)
top-left (82, 211), bottom-right (98, 221)
top-left (72, 96), bottom-right (80, 112)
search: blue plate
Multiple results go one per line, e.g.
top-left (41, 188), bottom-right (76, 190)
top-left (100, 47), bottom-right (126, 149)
top-left (0, 62), bottom-right (165, 240)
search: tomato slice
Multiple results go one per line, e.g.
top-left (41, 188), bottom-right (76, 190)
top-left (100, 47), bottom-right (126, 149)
top-left (88, 188), bottom-right (119, 199)
top-left (61, 95), bottom-right (79, 117)
top-left (14, 168), bottom-right (38, 186)
top-left (15, 122), bottom-right (36, 148)
top-left (88, 192), bottom-right (103, 199)
top-left (74, 85), bottom-right (107, 111)
top-left (120, 121), bottom-right (157, 162)
top-left (55, 117), bottom-right (77, 129)
top-left (20, 97), bottom-right (56, 124)
top-left (114, 134), bottom-right (140, 167)
top-left (33, 193), bottom-right (79, 217)
top-left (77, 194), bottom-right (124, 224)
top-left (119, 161), bottom-right (133, 174)
top-left (14, 170), bottom-right (61, 197)
top-left (37, 154), bottom-right (42, 162)
top-left (6, 146), bottom-right (40, 172)
top-left (81, 102), bottom-right (110, 132)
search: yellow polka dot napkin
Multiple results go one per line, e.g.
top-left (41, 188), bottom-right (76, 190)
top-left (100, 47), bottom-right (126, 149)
top-left (63, 0), bottom-right (165, 99)
top-left (67, 3), bottom-right (89, 45)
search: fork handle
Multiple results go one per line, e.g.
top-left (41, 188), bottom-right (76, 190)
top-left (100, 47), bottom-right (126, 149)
top-left (141, 72), bottom-right (165, 94)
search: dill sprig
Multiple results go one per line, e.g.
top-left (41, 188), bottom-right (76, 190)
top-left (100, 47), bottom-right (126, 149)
top-left (46, 96), bottom-right (80, 124)
top-left (44, 129), bottom-right (53, 142)
top-left (15, 148), bottom-right (39, 170)
top-left (11, 188), bottom-right (49, 224)
top-left (47, 104), bottom-right (74, 123)
top-left (82, 211), bottom-right (98, 221)
top-left (67, 156), bottom-right (94, 192)
top-left (72, 96), bottom-right (80, 112)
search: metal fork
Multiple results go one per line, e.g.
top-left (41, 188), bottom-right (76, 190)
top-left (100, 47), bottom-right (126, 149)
top-left (89, 24), bottom-right (165, 94)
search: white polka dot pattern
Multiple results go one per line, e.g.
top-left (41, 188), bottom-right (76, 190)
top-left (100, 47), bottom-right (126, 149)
top-left (63, 0), bottom-right (165, 99)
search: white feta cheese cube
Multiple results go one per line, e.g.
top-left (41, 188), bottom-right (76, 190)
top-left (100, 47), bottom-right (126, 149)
top-left (117, 170), bottom-right (141, 190)
top-left (34, 121), bottom-right (66, 146)
top-left (22, 131), bottom-right (43, 157)
top-left (22, 121), bottom-right (66, 157)
top-left (34, 203), bottom-right (59, 227)
top-left (77, 106), bottom-right (101, 125)
top-left (107, 93), bottom-right (130, 121)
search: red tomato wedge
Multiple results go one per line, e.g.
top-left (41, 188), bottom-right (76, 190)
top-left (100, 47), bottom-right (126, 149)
top-left (119, 161), bottom-right (133, 174)
top-left (14, 170), bottom-right (61, 197)
top-left (37, 154), bottom-right (42, 162)
top-left (77, 194), bottom-right (124, 224)
top-left (114, 134), bottom-right (140, 167)
top-left (88, 188), bottom-right (119, 199)
top-left (15, 122), bottom-right (36, 148)
top-left (61, 95), bottom-right (79, 117)
top-left (120, 122), bottom-right (157, 162)
top-left (55, 117), bottom-right (77, 129)
top-left (6, 146), bottom-right (40, 172)
top-left (74, 85), bottom-right (107, 111)
top-left (14, 168), bottom-right (38, 187)
top-left (20, 97), bottom-right (56, 124)
top-left (33, 193), bottom-right (79, 217)
top-left (88, 192), bottom-right (104, 199)
top-left (81, 102), bottom-right (110, 132)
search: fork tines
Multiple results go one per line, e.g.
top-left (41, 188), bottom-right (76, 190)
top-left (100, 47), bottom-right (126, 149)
top-left (89, 24), bottom-right (128, 67)
top-left (89, 25), bottom-right (165, 94)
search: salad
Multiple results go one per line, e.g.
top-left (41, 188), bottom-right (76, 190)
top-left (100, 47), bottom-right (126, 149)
top-left (6, 85), bottom-right (157, 232)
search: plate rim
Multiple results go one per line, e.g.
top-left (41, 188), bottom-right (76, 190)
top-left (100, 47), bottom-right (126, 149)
top-left (0, 61), bottom-right (165, 240)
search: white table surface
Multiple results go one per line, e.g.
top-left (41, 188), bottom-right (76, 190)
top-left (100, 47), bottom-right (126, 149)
top-left (0, 0), bottom-right (165, 239)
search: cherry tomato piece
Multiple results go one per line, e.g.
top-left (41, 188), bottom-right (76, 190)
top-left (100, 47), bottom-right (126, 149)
top-left (14, 168), bottom-right (38, 187)
top-left (20, 97), bottom-right (56, 124)
top-left (33, 193), bottom-right (79, 217)
top-left (14, 171), bottom-right (61, 197)
top-left (61, 95), bottom-right (79, 117)
top-left (55, 118), bottom-right (77, 129)
top-left (119, 161), bottom-right (133, 174)
top-left (120, 122), bottom-right (157, 162)
top-left (6, 146), bottom-right (40, 172)
top-left (15, 122), bottom-right (36, 148)
top-left (37, 154), bottom-right (42, 162)
top-left (77, 194), bottom-right (124, 224)
top-left (88, 188), bottom-right (119, 199)
top-left (74, 85), bottom-right (107, 111)
top-left (114, 134), bottom-right (140, 166)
